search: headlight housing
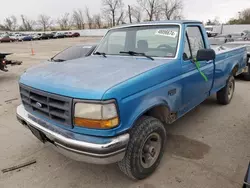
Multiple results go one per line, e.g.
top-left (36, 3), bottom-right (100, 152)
top-left (74, 100), bottom-right (119, 129)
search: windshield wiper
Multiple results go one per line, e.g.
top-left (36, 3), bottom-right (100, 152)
top-left (120, 51), bottom-right (154, 60)
top-left (51, 58), bottom-right (66, 62)
top-left (93, 51), bottom-right (107, 58)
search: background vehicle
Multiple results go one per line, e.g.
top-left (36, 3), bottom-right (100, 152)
top-left (0, 53), bottom-right (22, 72)
top-left (17, 21), bottom-right (247, 180)
top-left (16, 34), bottom-right (26, 41)
top-left (65, 32), bottom-right (80, 37)
top-left (230, 33), bottom-right (247, 41)
top-left (243, 33), bottom-right (250, 41)
top-left (72, 32), bottom-right (80, 37)
top-left (22, 35), bottom-right (33, 41)
top-left (33, 33), bottom-right (42, 40)
top-left (0, 35), bottom-right (16, 43)
top-left (40, 33), bottom-right (54, 40)
top-left (51, 44), bottom-right (96, 62)
top-left (221, 41), bottom-right (250, 80)
top-left (64, 32), bottom-right (71, 37)
top-left (53, 32), bottom-right (65, 38)
top-left (213, 34), bottom-right (234, 43)
top-left (205, 25), bottom-right (218, 37)
top-left (9, 33), bottom-right (19, 41)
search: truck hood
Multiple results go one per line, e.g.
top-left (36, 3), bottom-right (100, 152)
top-left (20, 56), bottom-right (166, 99)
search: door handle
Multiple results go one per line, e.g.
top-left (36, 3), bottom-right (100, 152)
top-left (206, 60), bottom-right (213, 64)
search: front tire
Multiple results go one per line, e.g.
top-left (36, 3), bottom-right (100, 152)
top-left (217, 75), bottom-right (235, 105)
top-left (118, 116), bottom-right (166, 180)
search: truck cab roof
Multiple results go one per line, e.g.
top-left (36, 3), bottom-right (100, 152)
top-left (111, 20), bottom-right (202, 30)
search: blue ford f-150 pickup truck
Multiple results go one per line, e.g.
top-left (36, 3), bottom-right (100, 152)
top-left (16, 20), bottom-right (247, 179)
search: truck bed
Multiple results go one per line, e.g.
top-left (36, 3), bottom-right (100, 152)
top-left (210, 46), bottom-right (247, 94)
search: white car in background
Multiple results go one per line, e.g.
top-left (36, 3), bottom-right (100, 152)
top-left (205, 25), bottom-right (218, 37)
top-left (10, 34), bottom-right (21, 41)
top-left (16, 34), bottom-right (26, 41)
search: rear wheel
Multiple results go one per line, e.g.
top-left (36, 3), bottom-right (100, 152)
top-left (118, 116), bottom-right (166, 180)
top-left (243, 59), bottom-right (250, 81)
top-left (217, 75), bottom-right (235, 105)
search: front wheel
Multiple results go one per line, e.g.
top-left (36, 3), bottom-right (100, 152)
top-left (118, 116), bottom-right (166, 180)
top-left (217, 75), bottom-right (235, 105)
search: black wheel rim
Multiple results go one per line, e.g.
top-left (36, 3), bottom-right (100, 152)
top-left (140, 133), bottom-right (162, 169)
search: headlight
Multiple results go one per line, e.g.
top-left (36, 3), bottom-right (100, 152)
top-left (74, 101), bottom-right (119, 129)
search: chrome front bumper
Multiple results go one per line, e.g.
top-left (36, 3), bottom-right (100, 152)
top-left (16, 105), bottom-right (129, 164)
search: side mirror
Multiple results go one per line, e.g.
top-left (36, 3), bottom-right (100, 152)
top-left (196, 49), bottom-right (216, 61)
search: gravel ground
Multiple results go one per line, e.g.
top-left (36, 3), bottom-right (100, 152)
top-left (0, 37), bottom-right (249, 188)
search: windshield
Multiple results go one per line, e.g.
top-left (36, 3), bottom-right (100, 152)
top-left (95, 25), bottom-right (180, 58)
top-left (53, 45), bottom-right (93, 61)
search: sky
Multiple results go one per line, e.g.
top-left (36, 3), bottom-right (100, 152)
top-left (0, 0), bottom-right (249, 24)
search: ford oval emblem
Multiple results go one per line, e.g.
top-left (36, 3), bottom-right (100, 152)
top-left (36, 102), bottom-right (42, 108)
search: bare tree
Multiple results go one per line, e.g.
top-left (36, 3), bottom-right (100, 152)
top-left (37, 14), bottom-right (53, 31)
top-left (57, 13), bottom-right (71, 30)
top-left (3, 15), bottom-right (18, 31)
top-left (72, 9), bottom-right (85, 29)
top-left (102, 14), bottom-right (113, 27)
top-left (116, 11), bottom-right (125, 25)
top-left (102, 0), bottom-right (124, 27)
top-left (85, 7), bottom-right (93, 29)
top-left (0, 24), bottom-right (4, 30)
top-left (163, 0), bottom-right (183, 20)
top-left (137, 0), bottom-right (163, 21)
top-left (93, 14), bottom-right (102, 28)
top-left (20, 15), bottom-right (35, 31)
top-left (128, 5), bottom-right (132, 23)
top-left (131, 6), bottom-right (142, 23)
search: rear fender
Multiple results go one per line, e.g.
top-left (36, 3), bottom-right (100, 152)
top-left (230, 63), bottom-right (239, 76)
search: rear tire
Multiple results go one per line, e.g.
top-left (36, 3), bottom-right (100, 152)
top-left (243, 59), bottom-right (250, 81)
top-left (118, 116), bottom-right (166, 180)
top-left (217, 75), bottom-right (235, 105)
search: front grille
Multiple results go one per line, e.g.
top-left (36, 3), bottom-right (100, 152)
top-left (20, 84), bottom-right (73, 127)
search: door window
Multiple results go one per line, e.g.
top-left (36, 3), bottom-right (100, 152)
top-left (186, 26), bottom-right (205, 58)
top-left (183, 34), bottom-right (192, 60)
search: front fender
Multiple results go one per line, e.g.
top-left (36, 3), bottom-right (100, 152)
top-left (118, 88), bottom-right (180, 135)
top-left (128, 97), bottom-right (170, 128)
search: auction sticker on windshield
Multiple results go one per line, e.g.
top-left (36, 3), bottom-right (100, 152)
top-left (155, 29), bottom-right (178, 38)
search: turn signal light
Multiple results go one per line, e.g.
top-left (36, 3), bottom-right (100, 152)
top-left (74, 117), bottom-right (119, 129)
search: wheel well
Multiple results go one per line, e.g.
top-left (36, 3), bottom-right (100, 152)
top-left (143, 105), bottom-right (171, 124)
top-left (232, 65), bottom-right (239, 76)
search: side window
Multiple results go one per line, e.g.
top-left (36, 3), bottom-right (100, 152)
top-left (183, 34), bottom-right (192, 60)
top-left (186, 26), bottom-right (205, 58)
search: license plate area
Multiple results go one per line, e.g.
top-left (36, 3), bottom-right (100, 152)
top-left (28, 125), bottom-right (47, 143)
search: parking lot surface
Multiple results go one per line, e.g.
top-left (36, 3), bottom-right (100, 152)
top-left (0, 38), bottom-right (249, 188)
